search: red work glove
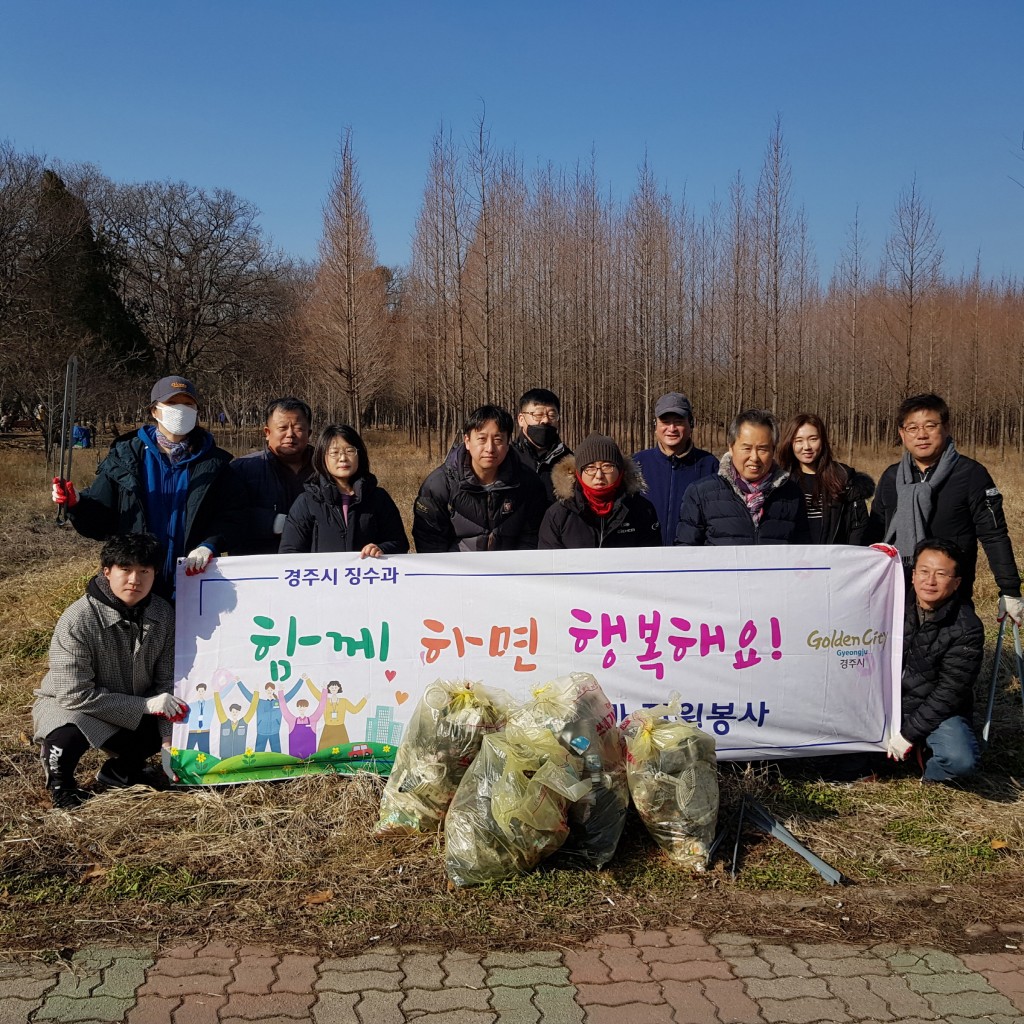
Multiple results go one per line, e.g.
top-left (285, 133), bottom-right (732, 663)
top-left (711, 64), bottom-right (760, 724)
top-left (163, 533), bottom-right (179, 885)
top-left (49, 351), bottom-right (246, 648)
top-left (52, 477), bottom-right (79, 508)
top-left (870, 543), bottom-right (899, 559)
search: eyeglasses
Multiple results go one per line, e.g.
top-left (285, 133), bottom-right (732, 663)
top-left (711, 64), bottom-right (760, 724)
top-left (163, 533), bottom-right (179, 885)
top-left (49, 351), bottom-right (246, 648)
top-left (581, 463), bottom-right (619, 478)
top-left (522, 408), bottom-right (560, 424)
top-left (326, 447), bottom-right (358, 459)
top-left (902, 421), bottom-right (942, 436)
top-left (912, 568), bottom-right (956, 581)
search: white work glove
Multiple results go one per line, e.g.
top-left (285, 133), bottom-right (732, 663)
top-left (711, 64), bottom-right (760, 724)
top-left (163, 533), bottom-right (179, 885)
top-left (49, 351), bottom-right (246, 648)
top-left (146, 693), bottom-right (188, 721)
top-left (886, 729), bottom-right (912, 761)
top-left (272, 513), bottom-right (288, 535)
top-left (184, 545), bottom-right (214, 576)
top-left (998, 594), bottom-right (1024, 625)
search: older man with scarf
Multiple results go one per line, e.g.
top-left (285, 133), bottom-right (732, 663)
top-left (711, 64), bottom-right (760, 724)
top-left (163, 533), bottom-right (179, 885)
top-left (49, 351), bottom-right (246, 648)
top-left (675, 409), bottom-right (809, 546)
top-left (867, 394), bottom-right (1022, 622)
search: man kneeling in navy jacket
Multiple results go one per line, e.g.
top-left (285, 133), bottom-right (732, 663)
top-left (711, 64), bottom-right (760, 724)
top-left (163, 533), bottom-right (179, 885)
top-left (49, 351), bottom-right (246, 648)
top-left (888, 538), bottom-right (984, 784)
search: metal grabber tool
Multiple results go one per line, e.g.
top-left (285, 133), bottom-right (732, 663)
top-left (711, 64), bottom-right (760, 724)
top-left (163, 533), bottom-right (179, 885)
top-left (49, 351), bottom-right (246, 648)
top-left (55, 356), bottom-right (78, 525)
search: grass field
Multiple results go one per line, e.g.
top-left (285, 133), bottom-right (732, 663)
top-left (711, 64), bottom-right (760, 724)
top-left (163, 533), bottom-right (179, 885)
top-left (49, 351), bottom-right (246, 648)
top-left (1, 428), bottom-right (1022, 957)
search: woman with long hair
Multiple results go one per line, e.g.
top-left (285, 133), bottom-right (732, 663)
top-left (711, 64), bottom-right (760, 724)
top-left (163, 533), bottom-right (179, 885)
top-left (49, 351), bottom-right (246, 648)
top-left (279, 424), bottom-right (409, 556)
top-left (777, 413), bottom-right (873, 545)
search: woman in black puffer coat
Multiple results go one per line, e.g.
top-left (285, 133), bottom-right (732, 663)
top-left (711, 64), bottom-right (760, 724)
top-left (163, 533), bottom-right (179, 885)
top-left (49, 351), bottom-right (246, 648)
top-left (279, 425), bottom-right (409, 556)
top-left (539, 433), bottom-right (661, 549)
top-left (777, 413), bottom-right (874, 545)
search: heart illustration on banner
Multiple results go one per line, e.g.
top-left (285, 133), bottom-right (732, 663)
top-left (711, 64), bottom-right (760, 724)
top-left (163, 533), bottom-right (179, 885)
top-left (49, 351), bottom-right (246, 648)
top-left (385, 669), bottom-right (396, 682)
top-left (395, 691), bottom-right (409, 705)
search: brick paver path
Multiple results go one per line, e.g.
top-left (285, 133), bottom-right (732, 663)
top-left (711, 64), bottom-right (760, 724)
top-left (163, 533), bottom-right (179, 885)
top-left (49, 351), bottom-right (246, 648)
top-left (1, 931), bottom-right (1019, 1022)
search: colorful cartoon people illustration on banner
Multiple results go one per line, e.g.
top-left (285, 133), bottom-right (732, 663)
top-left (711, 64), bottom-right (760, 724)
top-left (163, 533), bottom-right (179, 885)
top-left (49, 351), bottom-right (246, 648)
top-left (214, 686), bottom-right (259, 759)
top-left (185, 682), bottom-right (213, 752)
top-left (311, 679), bottom-right (368, 750)
top-left (277, 676), bottom-right (328, 759)
top-left (235, 678), bottom-right (305, 753)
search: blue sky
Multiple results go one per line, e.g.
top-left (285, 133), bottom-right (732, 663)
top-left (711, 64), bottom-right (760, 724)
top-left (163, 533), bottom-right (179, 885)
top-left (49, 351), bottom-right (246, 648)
top-left (4, 1), bottom-right (1022, 281)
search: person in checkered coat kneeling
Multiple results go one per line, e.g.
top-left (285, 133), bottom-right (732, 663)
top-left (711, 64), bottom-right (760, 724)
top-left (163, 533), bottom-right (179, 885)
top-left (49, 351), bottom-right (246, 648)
top-left (32, 534), bottom-right (188, 809)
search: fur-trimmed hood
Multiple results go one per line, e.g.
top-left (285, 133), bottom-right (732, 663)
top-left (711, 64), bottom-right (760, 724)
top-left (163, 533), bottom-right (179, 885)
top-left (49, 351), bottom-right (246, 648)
top-left (839, 464), bottom-right (876, 502)
top-left (552, 455), bottom-right (648, 502)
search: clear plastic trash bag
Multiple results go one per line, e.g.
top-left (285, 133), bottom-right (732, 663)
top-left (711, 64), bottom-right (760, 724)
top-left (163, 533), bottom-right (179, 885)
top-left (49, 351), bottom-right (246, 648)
top-left (444, 720), bottom-right (592, 887)
top-left (374, 679), bottom-right (507, 837)
top-left (623, 695), bottom-right (719, 870)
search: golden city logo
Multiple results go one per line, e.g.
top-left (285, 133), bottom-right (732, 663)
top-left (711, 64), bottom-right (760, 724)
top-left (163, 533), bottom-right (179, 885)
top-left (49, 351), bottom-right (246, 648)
top-left (805, 627), bottom-right (888, 652)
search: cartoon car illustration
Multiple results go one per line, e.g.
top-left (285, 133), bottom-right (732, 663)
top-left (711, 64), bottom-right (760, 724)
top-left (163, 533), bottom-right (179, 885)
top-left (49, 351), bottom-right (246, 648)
top-left (349, 744), bottom-right (372, 759)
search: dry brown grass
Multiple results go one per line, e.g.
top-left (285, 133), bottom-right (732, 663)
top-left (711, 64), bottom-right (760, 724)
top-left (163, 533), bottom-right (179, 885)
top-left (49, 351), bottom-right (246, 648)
top-left (1, 433), bottom-right (1022, 957)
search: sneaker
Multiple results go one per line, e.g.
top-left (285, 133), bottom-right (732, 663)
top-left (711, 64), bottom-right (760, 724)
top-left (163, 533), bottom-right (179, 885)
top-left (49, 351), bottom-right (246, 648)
top-left (50, 785), bottom-right (93, 809)
top-left (96, 761), bottom-right (169, 790)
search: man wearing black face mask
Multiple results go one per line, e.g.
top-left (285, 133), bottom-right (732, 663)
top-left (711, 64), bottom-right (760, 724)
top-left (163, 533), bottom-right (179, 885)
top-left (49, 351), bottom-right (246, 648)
top-left (511, 388), bottom-right (572, 504)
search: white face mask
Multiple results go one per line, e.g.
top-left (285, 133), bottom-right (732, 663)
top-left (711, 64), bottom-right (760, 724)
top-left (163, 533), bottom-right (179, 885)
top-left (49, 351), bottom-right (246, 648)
top-left (155, 402), bottom-right (198, 436)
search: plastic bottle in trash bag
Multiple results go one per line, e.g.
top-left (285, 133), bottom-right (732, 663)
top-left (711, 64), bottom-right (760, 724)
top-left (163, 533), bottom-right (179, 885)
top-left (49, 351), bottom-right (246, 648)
top-left (511, 673), bottom-right (629, 870)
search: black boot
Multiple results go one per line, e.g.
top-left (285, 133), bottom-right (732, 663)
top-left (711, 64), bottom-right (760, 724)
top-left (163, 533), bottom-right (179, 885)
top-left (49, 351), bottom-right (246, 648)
top-left (96, 758), bottom-right (168, 790)
top-left (40, 740), bottom-right (92, 809)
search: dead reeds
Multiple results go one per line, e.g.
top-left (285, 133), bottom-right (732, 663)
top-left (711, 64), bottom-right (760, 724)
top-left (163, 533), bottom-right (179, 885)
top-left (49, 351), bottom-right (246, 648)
top-left (1, 434), bottom-right (1022, 956)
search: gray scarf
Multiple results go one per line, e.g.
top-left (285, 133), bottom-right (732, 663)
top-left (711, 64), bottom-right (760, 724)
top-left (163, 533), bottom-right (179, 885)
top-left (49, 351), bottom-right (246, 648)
top-left (884, 440), bottom-right (959, 565)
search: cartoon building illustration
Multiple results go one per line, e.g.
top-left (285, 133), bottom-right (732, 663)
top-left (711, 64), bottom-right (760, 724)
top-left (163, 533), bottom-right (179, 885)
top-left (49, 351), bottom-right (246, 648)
top-left (365, 705), bottom-right (404, 746)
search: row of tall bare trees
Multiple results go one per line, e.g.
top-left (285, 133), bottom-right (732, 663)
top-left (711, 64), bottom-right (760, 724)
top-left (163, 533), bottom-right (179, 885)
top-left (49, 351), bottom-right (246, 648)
top-left (4, 122), bottom-right (1023, 461)
top-left (304, 118), bottom-right (1022, 459)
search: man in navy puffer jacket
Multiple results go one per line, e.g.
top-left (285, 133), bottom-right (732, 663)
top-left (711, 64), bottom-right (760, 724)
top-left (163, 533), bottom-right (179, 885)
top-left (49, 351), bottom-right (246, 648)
top-left (675, 409), bottom-right (809, 546)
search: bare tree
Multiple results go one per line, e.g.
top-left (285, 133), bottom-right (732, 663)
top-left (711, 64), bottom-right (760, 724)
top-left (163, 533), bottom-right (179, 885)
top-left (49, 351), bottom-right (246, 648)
top-left (304, 128), bottom-right (394, 428)
top-left (80, 177), bottom-right (282, 376)
top-left (883, 176), bottom-right (943, 396)
top-left (755, 115), bottom-right (795, 413)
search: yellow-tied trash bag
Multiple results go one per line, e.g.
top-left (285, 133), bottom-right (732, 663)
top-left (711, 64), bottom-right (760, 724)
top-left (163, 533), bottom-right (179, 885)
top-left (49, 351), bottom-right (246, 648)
top-left (623, 696), bottom-right (719, 871)
top-left (374, 679), bottom-right (508, 837)
top-left (510, 672), bottom-right (629, 869)
top-left (444, 721), bottom-right (592, 887)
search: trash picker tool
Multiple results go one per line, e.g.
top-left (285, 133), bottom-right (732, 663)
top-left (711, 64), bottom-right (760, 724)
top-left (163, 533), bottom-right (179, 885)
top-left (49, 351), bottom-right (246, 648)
top-left (739, 795), bottom-right (846, 886)
top-left (981, 618), bottom-right (1006, 750)
top-left (55, 356), bottom-right (78, 525)
top-left (1013, 620), bottom-right (1024, 724)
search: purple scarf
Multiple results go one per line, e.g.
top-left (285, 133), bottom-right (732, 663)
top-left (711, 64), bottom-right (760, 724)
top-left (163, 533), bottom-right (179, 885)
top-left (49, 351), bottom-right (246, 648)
top-left (730, 465), bottom-right (777, 525)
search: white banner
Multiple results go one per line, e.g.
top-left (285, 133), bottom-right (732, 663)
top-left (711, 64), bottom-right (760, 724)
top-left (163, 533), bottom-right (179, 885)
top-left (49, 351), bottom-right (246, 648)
top-left (170, 546), bottom-right (904, 785)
